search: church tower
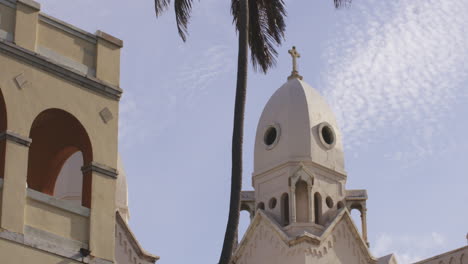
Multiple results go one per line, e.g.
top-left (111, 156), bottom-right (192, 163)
top-left (234, 47), bottom-right (396, 264)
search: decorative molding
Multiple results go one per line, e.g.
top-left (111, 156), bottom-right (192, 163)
top-left (99, 107), bottom-right (113, 123)
top-left (82, 162), bottom-right (118, 179)
top-left (0, 130), bottom-right (32, 147)
top-left (116, 212), bottom-right (160, 262)
top-left (253, 159), bottom-right (347, 182)
top-left (39, 13), bottom-right (97, 44)
top-left (96, 30), bottom-right (123, 48)
top-left (0, 39), bottom-right (122, 100)
top-left (37, 46), bottom-right (96, 76)
top-left (17, 0), bottom-right (40, 10)
top-left (0, 0), bottom-right (17, 9)
top-left (27, 188), bottom-right (90, 217)
top-left (0, 227), bottom-right (114, 263)
top-left (14, 72), bottom-right (29, 89)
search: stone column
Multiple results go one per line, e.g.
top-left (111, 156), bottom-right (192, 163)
top-left (0, 131), bottom-right (31, 234)
top-left (361, 207), bottom-right (369, 247)
top-left (308, 185), bottom-right (313, 223)
top-left (82, 163), bottom-right (118, 262)
top-left (290, 186), bottom-right (296, 223)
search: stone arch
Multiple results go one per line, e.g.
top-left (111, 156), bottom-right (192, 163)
top-left (240, 203), bottom-right (254, 220)
top-left (295, 180), bottom-right (309, 222)
top-left (27, 108), bottom-right (93, 207)
top-left (314, 192), bottom-right (322, 224)
top-left (0, 88), bottom-right (7, 179)
top-left (281, 192), bottom-right (289, 226)
top-left (257, 202), bottom-right (265, 210)
top-left (460, 253), bottom-right (464, 264)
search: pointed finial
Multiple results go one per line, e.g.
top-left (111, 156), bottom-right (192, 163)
top-left (288, 46), bottom-right (303, 81)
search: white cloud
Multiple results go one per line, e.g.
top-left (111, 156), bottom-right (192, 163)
top-left (372, 232), bottom-right (448, 264)
top-left (322, 0), bottom-right (468, 161)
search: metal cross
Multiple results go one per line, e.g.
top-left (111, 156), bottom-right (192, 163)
top-left (288, 46), bottom-right (303, 80)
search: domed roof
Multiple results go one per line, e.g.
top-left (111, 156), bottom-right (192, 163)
top-left (253, 78), bottom-right (345, 175)
top-left (116, 154), bottom-right (130, 222)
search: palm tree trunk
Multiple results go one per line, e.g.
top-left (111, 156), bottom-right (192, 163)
top-left (219, 0), bottom-right (249, 263)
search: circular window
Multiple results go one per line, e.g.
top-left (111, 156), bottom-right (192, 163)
top-left (326, 197), bottom-right (334, 208)
top-left (269, 197), bottom-right (277, 209)
top-left (318, 122), bottom-right (336, 149)
top-left (263, 124), bottom-right (280, 149)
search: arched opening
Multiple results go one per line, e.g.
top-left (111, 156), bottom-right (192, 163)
top-left (257, 202), bottom-right (265, 211)
top-left (337, 201), bottom-right (344, 209)
top-left (350, 203), bottom-right (363, 234)
top-left (0, 89), bottom-right (7, 179)
top-left (53, 151), bottom-right (84, 205)
top-left (314, 192), bottom-right (322, 225)
top-left (295, 180), bottom-right (309, 222)
top-left (27, 109), bottom-right (92, 207)
top-left (281, 193), bottom-right (289, 226)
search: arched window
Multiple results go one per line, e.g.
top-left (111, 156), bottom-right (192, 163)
top-left (295, 180), bottom-right (309, 222)
top-left (314, 192), bottom-right (322, 225)
top-left (0, 89), bottom-right (7, 179)
top-left (27, 109), bottom-right (92, 207)
top-left (257, 202), bottom-right (265, 211)
top-left (337, 201), bottom-right (344, 209)
top-left (281, 193), bottom-right (289, 226)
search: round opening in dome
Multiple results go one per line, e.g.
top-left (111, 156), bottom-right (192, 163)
top-left (318, 122), bottom-right (336, 149)
top-left (269, 197), bottom-right (277, 209)
top-left (264, 127), bottom-right (277, 146)
top-left (321, 126), bottom-right (335, 145)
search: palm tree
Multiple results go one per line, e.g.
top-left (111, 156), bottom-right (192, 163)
top-left (154, 1), bottom-right (349, 263)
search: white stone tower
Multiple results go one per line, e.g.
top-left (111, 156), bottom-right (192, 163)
top-left (234, 47), bottom-right (396, 264)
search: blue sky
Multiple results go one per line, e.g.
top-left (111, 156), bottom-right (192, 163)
top-left (39, 0), bottom-right (468, 263)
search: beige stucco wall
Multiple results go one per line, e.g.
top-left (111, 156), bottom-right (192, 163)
top-left (25, 196), bottom-right (89, 243)
top-left (0, 1), bottom-right (123, 262)
top-left (37, 20), bottom-right (97, 71)
top-left (0, 238), bottom-right (81, 264)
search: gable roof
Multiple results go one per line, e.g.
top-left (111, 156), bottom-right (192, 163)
top-left (232, 208), bottom-right (378, 263)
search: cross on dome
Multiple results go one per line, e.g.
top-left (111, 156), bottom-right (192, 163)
top-left (288, 46), bottom-right (303, 81)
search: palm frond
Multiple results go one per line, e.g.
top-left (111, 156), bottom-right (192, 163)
top-left (155, 0), bottom-right (171, 16)
top-left (174, 0), bottom-right (193, 42)
top-left (231, 0), bottom-right (287, 73)
top-left (154, 0), bottom-right (193, 42)
top-left (334, 0), bottom-right (352, 8)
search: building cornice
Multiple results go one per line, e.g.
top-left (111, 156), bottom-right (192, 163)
top-left (0, 130), bottom-right (32, 147)
top-left (82, 162), bottom-right (118, 179)
top-left (0, 39), bottom-right (122, 100)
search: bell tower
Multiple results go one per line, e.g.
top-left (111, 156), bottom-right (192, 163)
top-left (241, 47), bottom-right (368, 243)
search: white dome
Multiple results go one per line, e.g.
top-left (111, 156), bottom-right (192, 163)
top-left (253, 78), bottom-right (345, 175)
top-left (116, 154), bottom-right (130, 222)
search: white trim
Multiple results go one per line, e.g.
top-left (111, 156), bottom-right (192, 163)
top-left (37, 45), bottom-right (96, 76)
top-left (27, 188), bottom-right (90, 217)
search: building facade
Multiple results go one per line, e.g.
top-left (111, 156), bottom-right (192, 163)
top-left (0, 0), bottom-right (157, 263)
top-left (233, 48), bottom-right (466, 264)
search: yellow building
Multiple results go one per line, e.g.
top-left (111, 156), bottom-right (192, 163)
top-left (0, 0), bottom-right (158, 263)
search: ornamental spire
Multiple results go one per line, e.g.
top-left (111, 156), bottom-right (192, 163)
top-left (288, 46), bottom-right (303, 81)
